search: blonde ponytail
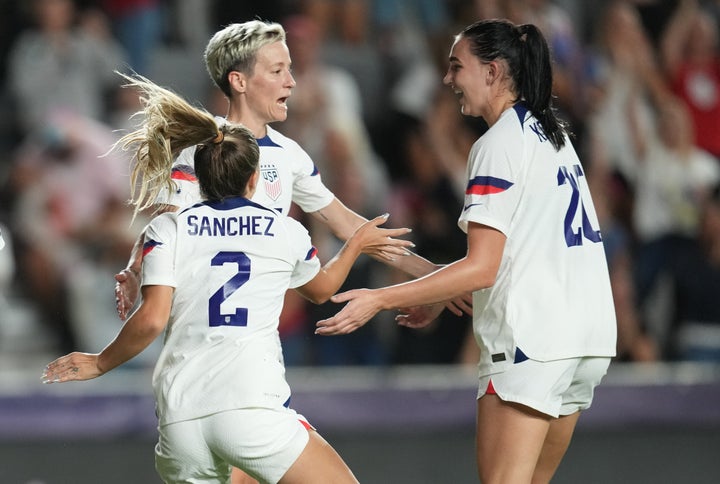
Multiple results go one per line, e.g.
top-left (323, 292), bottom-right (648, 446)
top-left (112, 72), bottom-right (223, 218)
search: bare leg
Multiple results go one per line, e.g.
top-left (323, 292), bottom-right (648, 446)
top-left (230, 467), bottom-right (258, 484)
top-left (476, 394), bottom-right (551, 484)
top-left (279, 430), bottom-right (358, 484)
top-left (532, 411), bottom-right (581, 484)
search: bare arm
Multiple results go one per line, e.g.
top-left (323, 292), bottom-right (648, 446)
top-left (309, 198), bottom-right (437, 275)
top-left (296, 214), bottom-right (412, 304)
top-left (315, 223), bottom-right (505, 335)
top-left (310, 198), bottom-right (473, 316)
top-left (43, 285), bottom-right (173, 383)
top-left (660, 0), bottom-right (698, 79)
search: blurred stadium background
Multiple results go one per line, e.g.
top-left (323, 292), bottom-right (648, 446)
top-left (2, 1), bottom-right (720, 482)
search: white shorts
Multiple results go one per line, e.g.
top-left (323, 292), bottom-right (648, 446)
top-left (477, 357), bottom-right (611, 418)
top-left (155, 407), bottom-right (312, 483)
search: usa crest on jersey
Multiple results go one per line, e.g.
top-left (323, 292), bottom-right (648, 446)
top-left (261, 164), bottom-right (282, 201)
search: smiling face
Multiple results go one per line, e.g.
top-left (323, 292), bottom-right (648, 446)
top-left (239, 41), bottom-right (296, 131)
top-left (442, 36), bottom-right (490, 119)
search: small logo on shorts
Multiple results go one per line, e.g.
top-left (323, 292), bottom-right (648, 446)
top-left (491, 353), bottom-right (506, 362)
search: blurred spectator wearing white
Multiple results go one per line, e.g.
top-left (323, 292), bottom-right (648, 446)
top-left (632, 99), bottom-right (720, 247)
top-left (584, 1), bottom-right (664, 188)
top-left (6, 0), bottom-right (127, 134)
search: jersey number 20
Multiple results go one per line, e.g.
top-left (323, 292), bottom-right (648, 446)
top-left (209, 251), bottom-right (249, 327)
top-left (557, 165), bottom-right (602, 247)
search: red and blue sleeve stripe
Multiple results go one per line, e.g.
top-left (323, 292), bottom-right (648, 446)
top-left (305, 246), bottom-right (318, 260)
top-left (466, 176), bottom-right (513, 195)
top-left (142, 239), bottom-right (163, 257)
top-left (170, 165), bottom-right (197, 182)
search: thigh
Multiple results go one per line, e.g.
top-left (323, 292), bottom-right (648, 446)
top-left (156, 418), bottom-right (230, 484)
top-left (279, 430), bottom-right (359, 484)
top-left (476, 395), bottom-right (551, 484)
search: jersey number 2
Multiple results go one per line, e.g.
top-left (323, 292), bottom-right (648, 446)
top-left (209, 251), bottom-right (250, 327)
top-left (557, 165), bottom-right (602, 247)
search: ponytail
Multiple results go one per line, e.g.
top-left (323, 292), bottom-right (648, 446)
top-left (515, 24), bottom-right (567, 150)
top-left (112, 73), bottom-right (244, 219)
top-left (462, 19), bottom-right (568, 151)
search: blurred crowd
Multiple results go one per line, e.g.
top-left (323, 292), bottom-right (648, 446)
top-left (0, 0), bottom-right (719, 368)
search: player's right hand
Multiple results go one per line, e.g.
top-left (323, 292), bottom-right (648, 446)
top-left (115, 268), bottom-right (139, 320)
top-left (42, 352), bottom-right (103, 383)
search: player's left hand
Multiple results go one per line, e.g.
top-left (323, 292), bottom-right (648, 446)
top-left (42, 352), bottom-right (103, 383)
top-left (395, 303), bottom-right (445, 329)
top-left (315, 288), bottom-right (381, 335)
top-left (115, 268), bottom-right (139, 321)
top-left (354, 214), bottom-right (414, 261)
top-left (444, 293), bottom-right (473, 317)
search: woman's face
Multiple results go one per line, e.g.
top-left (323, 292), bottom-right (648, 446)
top-left (443, 36), bottom-right (490, 118)
top-left (244, 41), bottom-right (296, 125)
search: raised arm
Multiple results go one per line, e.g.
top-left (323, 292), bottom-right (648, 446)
top-left (660, 0), bottom-right (699, 79)
top-left (309, 198), bottom-right (473, 316)
top-left (296, 214), bottom-right (412, 304)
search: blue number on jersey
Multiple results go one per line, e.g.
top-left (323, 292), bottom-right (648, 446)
top-left (557, 164), bottom-right (602, 247)
top-left (209, 251), bottom-right (250, 326)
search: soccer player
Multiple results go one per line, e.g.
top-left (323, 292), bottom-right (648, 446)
top-left (314, 19), bottom-right (617, 483)
top-left (42, 75), bottom-right (413, 483)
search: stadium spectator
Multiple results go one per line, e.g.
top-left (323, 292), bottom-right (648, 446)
top-left (660, 0), bottom-right (720, 161)
top-left (6, 0), bottom-right (127, 134)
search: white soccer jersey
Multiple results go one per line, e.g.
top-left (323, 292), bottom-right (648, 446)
top-left (459, 104), bottom-right (617, 376)
top-left (141, 197), bottom-right (321, 426)
top-left (156, 119), bottom-right (335, 214)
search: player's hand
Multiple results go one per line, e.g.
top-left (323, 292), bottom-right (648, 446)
top-left (355, 214), bottom-right (414, 261)
top-left (115, 268), bottom-right (139, 320)
top-left (444, 293), bottom-right (473, 317)
top-left (315, 288), bottom-right (381, 335)
top-left (395, 303), bottom-right (445, 329)
top-left (42, 352), bottom-right (103, 383)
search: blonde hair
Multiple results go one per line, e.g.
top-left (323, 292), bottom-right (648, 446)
top-left (113, 73), bottom-right (259, 218)
top-left (204, 20), bottom-right (286, 97)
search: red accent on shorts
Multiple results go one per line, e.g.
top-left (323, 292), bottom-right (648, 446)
top-left (486, 379), bottom-right (497, 395)
top-left (298, 419), bottom-right (313, 431)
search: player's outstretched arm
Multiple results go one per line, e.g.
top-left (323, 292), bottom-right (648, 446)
top-left (44, 285), bottom-right (173, 383)
top-left (310, 198), bottom-right (473, 317)
top-left (296, 214), bottom-right (412, 304)
top-left (315, 223), bottom-right (505, 335)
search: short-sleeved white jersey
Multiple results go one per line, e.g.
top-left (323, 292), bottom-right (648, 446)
top-left (156, 119), bottom-right (335, 214)
top-left (459, 104), bottom-right (617, 376)
top-left (141, 196), bottom-right (321, 426)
